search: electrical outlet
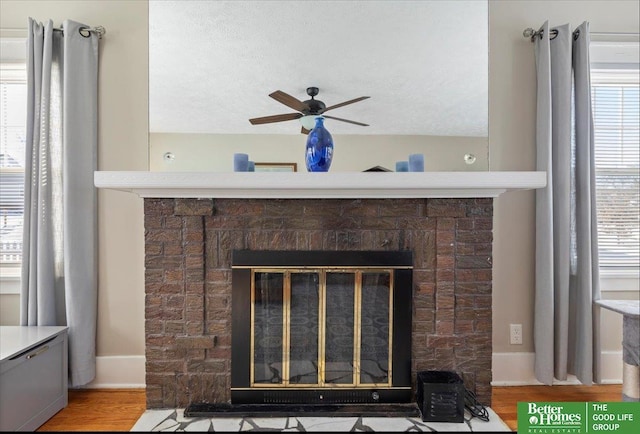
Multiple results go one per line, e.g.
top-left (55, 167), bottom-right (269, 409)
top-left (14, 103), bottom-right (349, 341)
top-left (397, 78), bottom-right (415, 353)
top-left (510, 323), bottom-right (523, 345)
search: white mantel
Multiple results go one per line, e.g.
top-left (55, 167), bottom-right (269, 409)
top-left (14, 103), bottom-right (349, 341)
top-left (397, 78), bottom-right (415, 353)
top-left (94, 171), bottom-right (546, 199)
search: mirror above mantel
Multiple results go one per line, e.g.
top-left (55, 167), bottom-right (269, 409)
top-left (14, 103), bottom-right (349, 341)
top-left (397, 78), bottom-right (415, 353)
top-left (148, 0), bottom-right (489, 172)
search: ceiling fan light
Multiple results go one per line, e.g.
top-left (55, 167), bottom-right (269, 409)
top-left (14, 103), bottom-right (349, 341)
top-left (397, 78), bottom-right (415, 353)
top-left (300, 115), bottom-right (318, 131)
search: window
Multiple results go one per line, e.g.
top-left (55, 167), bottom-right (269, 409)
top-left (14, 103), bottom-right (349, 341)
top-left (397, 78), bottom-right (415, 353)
top-left (0, 37), bottom-right (27, 271)
top-left (0, 65), bottom-right (26, 267)
top-left (591, 40), bottom-right (639, 274)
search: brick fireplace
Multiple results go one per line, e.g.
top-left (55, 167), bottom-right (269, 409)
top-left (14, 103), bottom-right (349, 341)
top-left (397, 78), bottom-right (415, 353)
top-left (143, 197), bottom-right (494, 409)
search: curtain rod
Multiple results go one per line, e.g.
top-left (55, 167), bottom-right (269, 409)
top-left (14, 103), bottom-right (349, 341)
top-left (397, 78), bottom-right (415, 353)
top-left (0, 25), bottom-right (106, 39)
top-left (523, 28), bottom-right (639, 42)
top-left (54, 25), bottom-right (106, 39)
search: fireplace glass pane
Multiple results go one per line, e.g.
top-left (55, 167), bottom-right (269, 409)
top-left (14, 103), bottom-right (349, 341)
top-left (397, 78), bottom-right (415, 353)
top-left (360, 272), bottom-right (391, 384)
top-left (324, 272), bottom-right (355, 384)
top-left (289, 273), bottom-right (319, 384)
top-left (253, 272), bottom-right (284, 384)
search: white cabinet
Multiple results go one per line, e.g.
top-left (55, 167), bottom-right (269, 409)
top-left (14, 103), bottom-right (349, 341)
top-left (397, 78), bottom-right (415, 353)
top-left (0, 326), bottom-right (68, 431)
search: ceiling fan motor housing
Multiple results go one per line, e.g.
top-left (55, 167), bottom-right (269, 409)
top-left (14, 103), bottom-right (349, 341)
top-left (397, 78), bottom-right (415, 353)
top-left (303, 99), bottom-right (326, 115)
top-left (303, 87), bottom-right (325, 114)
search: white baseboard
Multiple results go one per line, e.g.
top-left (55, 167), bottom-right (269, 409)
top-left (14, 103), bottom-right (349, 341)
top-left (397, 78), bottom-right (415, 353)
top-left (77, 355), bottom-right (146, 389)
top-left (492, 351), bottom-right (623, 386)
top-left (78, 352), bottom-right (623, 389)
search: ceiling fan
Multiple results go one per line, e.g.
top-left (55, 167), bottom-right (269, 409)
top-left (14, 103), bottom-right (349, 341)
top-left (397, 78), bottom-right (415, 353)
top-left (249, 87), bottom-right (370, 134)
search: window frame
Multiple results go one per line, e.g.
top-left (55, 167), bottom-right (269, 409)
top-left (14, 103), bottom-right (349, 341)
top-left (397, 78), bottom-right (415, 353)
top-left (590, 38), bottom-right (640, 288)
top-left (0, 36), bottom-right (27, 294)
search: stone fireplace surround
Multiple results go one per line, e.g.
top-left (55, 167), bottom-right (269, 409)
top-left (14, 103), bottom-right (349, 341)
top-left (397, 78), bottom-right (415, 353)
top-left (143, 197), bottom-right (494, 409)
top-left (94, 170), bottom-right (545, 412)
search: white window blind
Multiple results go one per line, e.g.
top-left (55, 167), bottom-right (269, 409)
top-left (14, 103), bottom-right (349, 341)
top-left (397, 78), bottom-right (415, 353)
top-left (0, 65), bottom-right (26, 265)
top-left (591, 69), bottom-right (640, 270)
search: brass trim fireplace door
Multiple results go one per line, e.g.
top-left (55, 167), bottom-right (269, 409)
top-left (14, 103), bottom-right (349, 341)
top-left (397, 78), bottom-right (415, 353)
top-left (231, 250), bottom-right (413, 405)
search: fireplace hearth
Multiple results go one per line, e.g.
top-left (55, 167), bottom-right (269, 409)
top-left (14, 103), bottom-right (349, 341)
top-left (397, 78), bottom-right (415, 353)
top-left (183, 402), bottom-right (420, 418)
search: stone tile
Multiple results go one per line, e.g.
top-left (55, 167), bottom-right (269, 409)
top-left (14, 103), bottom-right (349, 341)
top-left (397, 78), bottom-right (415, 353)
top-left (152, 418), bottom-right (181, 431)
top-left (184, 419), bottom-right (213, 431)
top-left (419, 420), bottom-right (471, 432)
top-left (211, 418), bottom-right (244, 432)
top-left (247, 417), bottom-right (289, 430)
top-left (130, 409), bottom-right (511, 432)
top-left (294, 416), bottom-right (359, 432)
top-left (361, 417), bottom-right (417, 432)
top-left (130, 409), bottom-right (176, 431)
top-left (285, 418), bottom-right (304, 431)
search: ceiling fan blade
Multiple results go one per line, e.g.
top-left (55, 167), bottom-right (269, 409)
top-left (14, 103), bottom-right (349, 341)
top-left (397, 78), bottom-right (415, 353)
top-left (249, 112), bottom-right (303, 125)
top-left (301, 126), bottom-right (311, 135)
top-left (322, 115), bottom-right (369, 127)
top-left (321, 96), bottom-right (370, 113)
top-left (269, 90), bottom-right (309, 112)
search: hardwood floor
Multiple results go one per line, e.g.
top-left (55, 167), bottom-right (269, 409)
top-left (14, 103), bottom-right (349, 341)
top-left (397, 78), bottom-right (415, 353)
top-left (36, 389), bottom-right (146, 432)
top-left (36, 384), bottom-right (622, 432)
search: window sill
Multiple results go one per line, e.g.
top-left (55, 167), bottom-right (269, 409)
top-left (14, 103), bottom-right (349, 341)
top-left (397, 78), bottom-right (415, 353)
top-left (600, 271), bottom-right (640, 292)
top-left (0, 266), bottom-right (20, 294)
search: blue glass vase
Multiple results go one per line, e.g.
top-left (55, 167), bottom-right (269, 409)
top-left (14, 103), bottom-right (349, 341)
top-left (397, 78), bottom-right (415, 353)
top-left (305, 116), bottom-right (333, 172)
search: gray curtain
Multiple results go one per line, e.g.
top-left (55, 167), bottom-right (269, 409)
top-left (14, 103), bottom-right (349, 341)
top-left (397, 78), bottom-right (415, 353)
top-left (534, 21), bottom-right (601, 385)
top-left (21, 18), bottom-right (99, 387)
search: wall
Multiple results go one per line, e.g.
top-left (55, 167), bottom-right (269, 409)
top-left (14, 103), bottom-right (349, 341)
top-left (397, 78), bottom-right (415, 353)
top-left (150, 133), bottom-right (489, 172)
top-left (1, 0), bottom-right (637, 389)
top-left (489, 0), bottom-right (639, 384)
top-left (0, 0), bottom-right (148, 385)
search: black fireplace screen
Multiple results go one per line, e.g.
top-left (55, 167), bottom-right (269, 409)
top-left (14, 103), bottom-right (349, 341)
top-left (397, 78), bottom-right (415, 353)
top-left (231, 251), bottom-right (413, 405)
top-left (252, 270), bottom-right (391, 387)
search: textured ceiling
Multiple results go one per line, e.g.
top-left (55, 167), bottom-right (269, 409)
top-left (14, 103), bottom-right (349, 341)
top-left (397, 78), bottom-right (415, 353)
top-left (149, 0), bottom-right (488, 136)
